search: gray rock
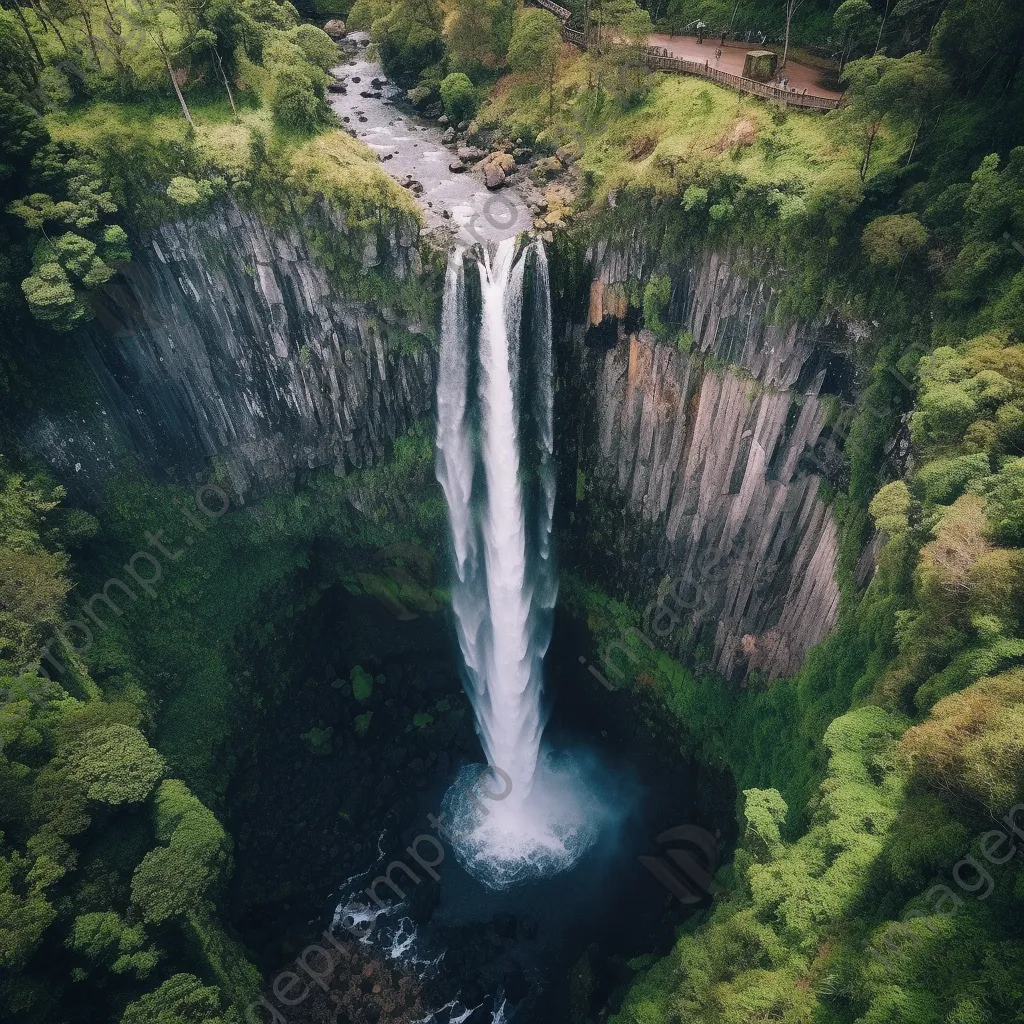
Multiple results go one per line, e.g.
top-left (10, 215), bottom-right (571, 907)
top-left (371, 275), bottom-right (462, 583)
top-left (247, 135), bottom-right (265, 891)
top-left (441, 127), bottom-right (456, 144)
top-left (483, 163), bottom-right (506, 190)
top-left (448, 160), bottom-right (467, 173)
top-left (26, 198), bottom-right (431, 505)
top-left (580, 247), bottom-right (850, 682)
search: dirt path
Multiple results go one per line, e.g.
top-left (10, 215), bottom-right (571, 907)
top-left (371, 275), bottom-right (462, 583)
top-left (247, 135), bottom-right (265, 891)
top-left (646, 33), bottom-right (842, 101)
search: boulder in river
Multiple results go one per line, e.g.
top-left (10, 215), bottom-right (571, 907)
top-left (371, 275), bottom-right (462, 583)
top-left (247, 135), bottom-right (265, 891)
top-left (483, 164), bottom-right (506, 190)
top-left (442, 127), bottom-right (456, 145)
top-left (534, 155), bottom-right (564, 179)
top-left (457, 146), bottom-right (485, 162)
top-left (449, 160), bottom-right (467, 173)
top-left (323, 19), bottom-right (347, 38)
top-left (480, 151), bottom-right (515, 190)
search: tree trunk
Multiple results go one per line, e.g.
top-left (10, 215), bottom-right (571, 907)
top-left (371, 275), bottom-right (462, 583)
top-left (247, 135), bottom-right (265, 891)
top-left (165, 53), bottom-right (194, 125)
top-left (211, 44), bottom-right (237, 115)
top-left (6, 1), bottom-right (45, 70)
top-left (873, 0), bottom-right (891, 55)
top-left (861, 122), bottom-right (878, 180)
top-left (80, 6), bottom-right (100, 62)
top-left (33, 0), bottom-right (70, 50)
top-left (839, 28), bottom-right (851, 75)
top-left (782, 5), bottom-right (792, 67)
top-left (729, 0), bottom-right (741, 33)
top-left (905, 115), bottom-right (923, 165)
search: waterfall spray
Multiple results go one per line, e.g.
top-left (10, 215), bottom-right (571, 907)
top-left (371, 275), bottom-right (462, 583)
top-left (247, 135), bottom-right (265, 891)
top-left (436, 237), bottom-right (601, 889)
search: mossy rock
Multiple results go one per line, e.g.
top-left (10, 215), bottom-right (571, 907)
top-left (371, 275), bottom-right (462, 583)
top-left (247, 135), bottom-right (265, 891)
top-left (351, 665), bottom-right (373, 701)
top-left (300, 726), bottom-right (334, 756)
top-left (742, 50), bottom-right (778, 82)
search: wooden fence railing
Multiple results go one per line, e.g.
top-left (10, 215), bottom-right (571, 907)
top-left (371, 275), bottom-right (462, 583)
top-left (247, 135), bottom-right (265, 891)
top-left (534, 0), bottom-right (572, 21)
top-left (544, 12), bottom-right (842, 111)
top-left (642, 49), bottom-right (841, 109)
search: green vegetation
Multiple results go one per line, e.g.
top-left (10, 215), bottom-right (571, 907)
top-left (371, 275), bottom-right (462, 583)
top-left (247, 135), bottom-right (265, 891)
top-left (537, 1), bottom-right (1024, 1018)
top-left (0, 413), bottom-right (444, 1021)
top-left (2, 0), bottom-right (1024, 1022)
top-left (0, 0), bottom-right (418, 344)
top-left (439, 70), bottom-right (477, 121)
top-left (0, 463), bottom-right (259, 1019)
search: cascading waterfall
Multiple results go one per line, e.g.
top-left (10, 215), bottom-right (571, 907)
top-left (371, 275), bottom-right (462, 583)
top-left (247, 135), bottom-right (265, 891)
top-left (436, 237), bottom-right (602, 890)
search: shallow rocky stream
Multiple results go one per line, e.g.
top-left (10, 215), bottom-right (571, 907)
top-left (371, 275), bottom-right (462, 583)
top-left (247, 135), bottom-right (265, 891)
top-left (328, 33), bottom-right (532, 244)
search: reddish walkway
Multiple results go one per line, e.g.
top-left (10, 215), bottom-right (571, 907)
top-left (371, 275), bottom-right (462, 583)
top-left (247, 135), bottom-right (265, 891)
top-left (647, 33), bottom-right (841, 101)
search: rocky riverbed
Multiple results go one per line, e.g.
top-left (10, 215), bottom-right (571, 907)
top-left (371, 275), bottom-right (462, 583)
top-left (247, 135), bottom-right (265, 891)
top-left (326, 31), bottom-right (578, 245)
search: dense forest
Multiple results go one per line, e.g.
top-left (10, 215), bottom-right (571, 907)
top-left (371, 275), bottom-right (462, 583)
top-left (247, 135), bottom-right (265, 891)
top-left (1, 0), bottom-right (1024, 1022)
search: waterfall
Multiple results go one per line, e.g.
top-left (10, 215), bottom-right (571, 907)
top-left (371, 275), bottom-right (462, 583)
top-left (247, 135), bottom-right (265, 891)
top-left (436, 237), bottom-right (599, 889)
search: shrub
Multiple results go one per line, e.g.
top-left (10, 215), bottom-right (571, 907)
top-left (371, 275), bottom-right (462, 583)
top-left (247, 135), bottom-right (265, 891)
top-left (270, 65), bottom-right (328, 131)
top-left (290, 24), bottom-right (341, 71)
top-left (439, 73), bottom-right (477, 123)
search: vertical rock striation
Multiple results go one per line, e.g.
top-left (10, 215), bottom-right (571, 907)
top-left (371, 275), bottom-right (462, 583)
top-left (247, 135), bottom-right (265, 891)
top-left (566, 247), bottom-right (853, 681)
top-left (26, 199), bottom-right (437, 502)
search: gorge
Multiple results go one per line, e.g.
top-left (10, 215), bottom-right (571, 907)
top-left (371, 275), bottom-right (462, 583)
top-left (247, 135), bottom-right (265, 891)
top-left (3, 3), bottom-right (1024, 1024)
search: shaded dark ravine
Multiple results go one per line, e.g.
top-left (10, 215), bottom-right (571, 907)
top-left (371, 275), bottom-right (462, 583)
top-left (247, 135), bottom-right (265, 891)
top-left (226, 585), bottom-right (735, 1024)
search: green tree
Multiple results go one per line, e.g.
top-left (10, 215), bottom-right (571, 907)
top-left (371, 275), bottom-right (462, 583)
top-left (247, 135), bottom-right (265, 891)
top-left (507, 7), bottom-right (561, 115)
top-left (373, 0), bottom-right (444, 86)
top-left (870, 480), bottom-right (912, 536)
top-left (127, 0), bottom-right (195, 124)
top-left (833, 0), bottom-right (876, 73)
top-left (59, 723), bottom-right (165, 805)
top-left (0, 9), bottom-right (40, 96)
top-left (445, 0), bottom-right (515, 78)
top-left (68, 911), bottom-right (159, 978)
top-left (120, 973), bottom-right (234, 1024)
top-left (862, 213), bottom-right (928, 281)
top-left (131, 779), bottom-right (231, 923)
top-left (270, 63), bottom-right (328, 129)
top-left (439, 71), bottom-right (476, 121)
top-left (843, 51), bottom-right (948, 179)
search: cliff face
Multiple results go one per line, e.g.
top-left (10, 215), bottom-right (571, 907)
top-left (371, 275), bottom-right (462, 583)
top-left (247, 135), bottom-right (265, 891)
top-left (25, 200), bottom-right (853, 680)
top-left (26, 199), bottom-right (438, 502)
top-left (560, 247), bottom-right (855, 682)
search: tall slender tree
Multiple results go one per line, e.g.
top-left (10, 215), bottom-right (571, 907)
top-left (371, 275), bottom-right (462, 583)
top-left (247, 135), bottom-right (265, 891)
top-left (781, 0), bottom-right (805, 67)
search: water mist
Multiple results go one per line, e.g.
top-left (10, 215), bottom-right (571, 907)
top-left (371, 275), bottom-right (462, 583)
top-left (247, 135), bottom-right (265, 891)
top-left (435, 237), bottom-right (604, 890)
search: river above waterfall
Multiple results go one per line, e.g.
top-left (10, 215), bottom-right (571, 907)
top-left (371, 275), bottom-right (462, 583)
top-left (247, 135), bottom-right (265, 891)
top-left (328, 34), bottom-right (532, 244)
